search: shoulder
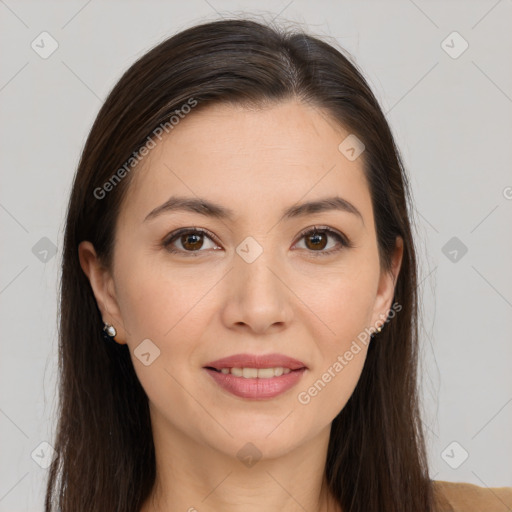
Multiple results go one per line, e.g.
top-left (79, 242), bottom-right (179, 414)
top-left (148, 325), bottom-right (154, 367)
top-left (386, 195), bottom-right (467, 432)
top-left (432, 479), bottom-right (512, 512)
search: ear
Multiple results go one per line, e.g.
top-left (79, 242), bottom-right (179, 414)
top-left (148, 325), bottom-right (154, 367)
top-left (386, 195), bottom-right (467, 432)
top-left (78, 241), bottom-right (127, 345)
top-left (369, 236), bottom-right (404, 332)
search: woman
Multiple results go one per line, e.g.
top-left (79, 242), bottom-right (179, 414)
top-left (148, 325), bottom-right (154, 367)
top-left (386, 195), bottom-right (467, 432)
top-left (45, 17), bottom-right (512, 512)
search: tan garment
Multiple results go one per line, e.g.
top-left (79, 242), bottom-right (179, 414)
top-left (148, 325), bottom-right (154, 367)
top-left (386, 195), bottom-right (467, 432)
top-left (433, 480), bottom-right (512, 512)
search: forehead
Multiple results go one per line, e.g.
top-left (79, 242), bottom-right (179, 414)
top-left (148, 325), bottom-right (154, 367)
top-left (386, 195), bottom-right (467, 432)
top-left (121, 99), bottom-right (372, 225)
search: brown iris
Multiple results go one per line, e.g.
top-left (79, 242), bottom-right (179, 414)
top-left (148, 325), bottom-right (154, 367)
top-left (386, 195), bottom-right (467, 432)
top-left (181, 233), bottom-right (204, 251)
top-left (304, 231), bottom-right (328, 251)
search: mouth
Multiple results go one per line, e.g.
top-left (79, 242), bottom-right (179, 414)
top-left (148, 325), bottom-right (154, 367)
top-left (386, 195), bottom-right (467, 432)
top-left (203, 353), bottom-right (307, 373)
top-left (204, 366), bottom-right (305, 378)
top-left (203, 366), bottom-right (307, 399)
top-left (202, 353), bottom-right (308, 399)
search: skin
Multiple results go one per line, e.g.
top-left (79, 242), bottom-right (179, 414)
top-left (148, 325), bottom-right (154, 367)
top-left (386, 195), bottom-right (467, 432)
top-left (79, 99), bottom-right (403, 512)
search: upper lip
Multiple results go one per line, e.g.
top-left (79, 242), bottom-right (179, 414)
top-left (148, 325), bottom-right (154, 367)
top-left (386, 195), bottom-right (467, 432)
top-left (204, 353), bottom-right (307, 370)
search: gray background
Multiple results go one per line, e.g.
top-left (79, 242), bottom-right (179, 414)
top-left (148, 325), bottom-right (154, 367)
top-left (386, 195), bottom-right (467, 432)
top-left (1, 0), bottom-right (511, 509)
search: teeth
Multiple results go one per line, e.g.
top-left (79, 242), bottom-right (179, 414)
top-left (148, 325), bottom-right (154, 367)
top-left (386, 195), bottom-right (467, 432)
top-left (218, 367), bottom-right (293, 378)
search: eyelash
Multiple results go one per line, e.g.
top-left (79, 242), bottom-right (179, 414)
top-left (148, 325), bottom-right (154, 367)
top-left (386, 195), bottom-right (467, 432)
top-left (162, 225), bottom-right (352, 257)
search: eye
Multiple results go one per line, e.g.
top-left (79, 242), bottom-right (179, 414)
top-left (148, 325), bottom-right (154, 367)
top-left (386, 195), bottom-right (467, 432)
top-left (293, 226), bottom-right (351, 256)
top-left (163, 225), bottom-right (352, 257)
top-left (163, 227), bottom-right (220, 256)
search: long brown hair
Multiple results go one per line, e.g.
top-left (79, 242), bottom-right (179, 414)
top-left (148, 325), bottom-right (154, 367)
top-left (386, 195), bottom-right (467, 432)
top-left (46, 16), bottom-right (434, 512)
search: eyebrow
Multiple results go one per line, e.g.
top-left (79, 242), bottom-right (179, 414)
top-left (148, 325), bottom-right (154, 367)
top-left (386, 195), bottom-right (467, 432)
top-left (144, 195), bottom-right (364, 225)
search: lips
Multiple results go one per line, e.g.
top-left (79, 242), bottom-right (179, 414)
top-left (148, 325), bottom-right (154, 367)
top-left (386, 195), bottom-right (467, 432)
top-left (203, 353), bottom-right (307, 371)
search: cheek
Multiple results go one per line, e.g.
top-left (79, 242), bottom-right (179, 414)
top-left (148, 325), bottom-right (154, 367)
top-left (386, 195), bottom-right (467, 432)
top-left (295, 264), bottom-right (377, 413)
top-left (303, 261), bottom-right (378, 344)
top-left (298, 292), bottom-right (371, 423)
top-left (112, 256), bottom-right (213, 414)
top-left (113, 250), bottom-right (214, 341)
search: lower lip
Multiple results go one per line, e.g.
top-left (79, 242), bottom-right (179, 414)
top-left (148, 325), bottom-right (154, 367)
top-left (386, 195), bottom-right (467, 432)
top-left (204, 368), bottom-right (307, 400)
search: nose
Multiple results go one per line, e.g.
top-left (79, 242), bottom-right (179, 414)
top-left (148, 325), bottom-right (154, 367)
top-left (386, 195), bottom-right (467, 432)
top-left (220, 244), bottom-right (294, 334)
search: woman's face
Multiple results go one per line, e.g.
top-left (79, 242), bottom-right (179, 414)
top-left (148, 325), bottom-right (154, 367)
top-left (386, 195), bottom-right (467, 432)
top-left (80, 99), bottom-right (402, 460)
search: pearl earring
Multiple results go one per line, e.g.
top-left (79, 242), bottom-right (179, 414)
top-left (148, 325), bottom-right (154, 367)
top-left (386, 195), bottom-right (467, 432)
top-left (103, 322), bottom-right (117, 339)
top-left (371, 326), bottom-right (382, 339)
